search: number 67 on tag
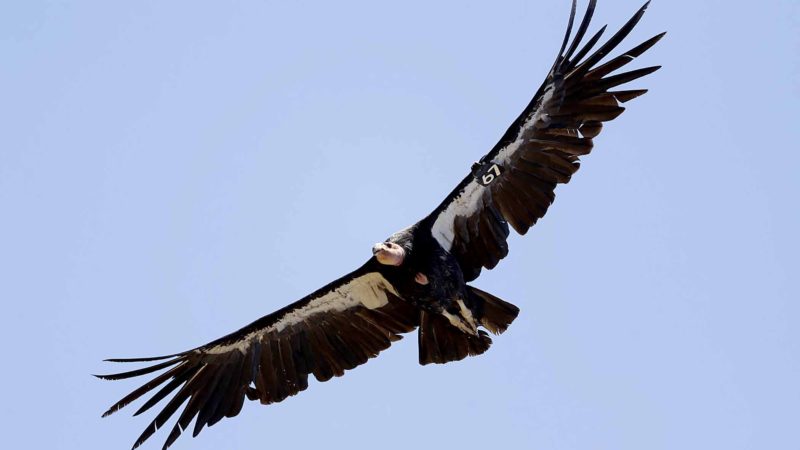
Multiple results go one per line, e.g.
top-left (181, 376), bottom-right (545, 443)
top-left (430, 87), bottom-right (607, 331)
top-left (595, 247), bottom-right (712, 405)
top-left (472, 162), bottom-right (503, 186)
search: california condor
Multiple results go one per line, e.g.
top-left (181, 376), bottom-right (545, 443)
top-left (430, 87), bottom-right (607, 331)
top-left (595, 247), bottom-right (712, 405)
top-left (97, 1), bottom-right (663, 448)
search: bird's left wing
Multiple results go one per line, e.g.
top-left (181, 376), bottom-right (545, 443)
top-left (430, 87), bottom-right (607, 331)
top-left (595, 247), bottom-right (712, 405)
top-left (96, 261), bottom-right (417, 450)
top-left (427, 0), bottom-right (663, 281)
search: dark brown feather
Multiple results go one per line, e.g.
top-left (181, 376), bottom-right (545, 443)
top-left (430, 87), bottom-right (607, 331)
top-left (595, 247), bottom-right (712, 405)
top-left (582, 66), bottom-right (661, 96)
top-left (611, 89), bottom-right (648, 103)
top-left (527, 134), bottom-right (594, 156)
top-left (95, 358), bottom-right (182, 381)
top-left (133, 365), bottom-right (198, 417)
top-left (101, 362), bottom-right (188, 417)
top-left (568, 1), bottom-right (650, 78)
top-left (418, 311), bottom-right (492, 365)
top-left (195, 355), bottom-right (241, 435)
top-left (494, 182), bottom-right (537, 232)
top-left (163, 365), bottom-right (225, 449)
top-left (132, 365), bottom-right (208, 449)
top-left (567, 25), bottom-right (607, 69)
top-left (579, 120), bottom-right (603, 137)
top-left (562, 0), bottom-right (597, 64)
top-left (494, 194), bottom-right (529, 235)
top-left (306, 327), bottom-right (337, 382)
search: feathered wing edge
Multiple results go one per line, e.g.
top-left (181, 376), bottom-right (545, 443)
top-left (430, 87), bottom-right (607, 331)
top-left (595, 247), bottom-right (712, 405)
top-left (95, 266), bottom-right (418, 450)
top-left (430, 0), bottom-right (664, 281)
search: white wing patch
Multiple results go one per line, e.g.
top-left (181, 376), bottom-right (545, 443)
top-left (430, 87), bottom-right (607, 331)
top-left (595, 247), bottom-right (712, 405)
top-left (431, 80), bottom-right (559, 251)
top-left (205, 272), bottom-right (398, 355)
top-left (272, 272), bottom-right (396, 332)
top-left (431, 181), bottom-right (483, 250)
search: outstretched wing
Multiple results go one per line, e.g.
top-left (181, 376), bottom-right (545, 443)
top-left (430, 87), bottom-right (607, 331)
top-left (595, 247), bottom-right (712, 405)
top-left (96, 261), bottom-right (417, 450)
top-left (427, 0), bottom-right (664, 281)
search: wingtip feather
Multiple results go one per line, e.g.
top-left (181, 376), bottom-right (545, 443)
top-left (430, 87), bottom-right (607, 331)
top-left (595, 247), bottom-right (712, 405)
top-left (104, 353), bottom-right (182, 363)
top-left (553, 0), bottom-right (579, 70)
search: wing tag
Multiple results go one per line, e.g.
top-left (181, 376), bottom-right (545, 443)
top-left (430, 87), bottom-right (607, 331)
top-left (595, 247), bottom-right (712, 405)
top-left (472, 162), bottom-right (504, 186)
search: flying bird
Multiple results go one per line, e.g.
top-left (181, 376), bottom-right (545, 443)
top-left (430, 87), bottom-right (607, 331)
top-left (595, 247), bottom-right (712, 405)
top-left (97, 1), bottom-right (663, 448)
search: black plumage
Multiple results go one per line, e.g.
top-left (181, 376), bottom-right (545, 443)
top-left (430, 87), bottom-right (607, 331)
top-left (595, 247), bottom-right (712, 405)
top-left (97, 2), bottom-right (663, 448)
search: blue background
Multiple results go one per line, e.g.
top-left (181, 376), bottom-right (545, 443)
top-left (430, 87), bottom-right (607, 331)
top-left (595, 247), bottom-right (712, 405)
top-left (2, 1), bottom-right (798, 449)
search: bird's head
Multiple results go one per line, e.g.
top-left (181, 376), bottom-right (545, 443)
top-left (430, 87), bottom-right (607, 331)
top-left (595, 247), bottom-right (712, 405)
top-left (372, 241), bottom-right (406, 266)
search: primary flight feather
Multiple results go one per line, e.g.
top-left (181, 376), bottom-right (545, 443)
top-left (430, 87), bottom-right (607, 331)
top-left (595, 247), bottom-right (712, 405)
top-left (97, 1), bottom-right (663, 448)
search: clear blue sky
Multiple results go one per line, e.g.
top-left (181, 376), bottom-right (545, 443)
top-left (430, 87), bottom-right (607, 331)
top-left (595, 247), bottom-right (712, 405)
top-left (2, 1), bottom-right (798, 449)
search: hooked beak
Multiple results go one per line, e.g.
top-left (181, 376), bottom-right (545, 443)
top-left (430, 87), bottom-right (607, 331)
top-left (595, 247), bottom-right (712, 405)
top-left (372, 242), bottom-right (405, 266)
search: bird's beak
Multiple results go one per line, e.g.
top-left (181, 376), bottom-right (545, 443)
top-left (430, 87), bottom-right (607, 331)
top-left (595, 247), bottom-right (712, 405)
top-left (373, 243), bottom-right (405, 266)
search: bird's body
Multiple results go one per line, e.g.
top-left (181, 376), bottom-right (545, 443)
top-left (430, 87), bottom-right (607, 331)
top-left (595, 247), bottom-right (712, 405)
top-left (381, 226), bottom-right (463, 312)
top-left (379, 224), bottom-right (488, 340)
top-left (97, 2), bottom-right (664, 449)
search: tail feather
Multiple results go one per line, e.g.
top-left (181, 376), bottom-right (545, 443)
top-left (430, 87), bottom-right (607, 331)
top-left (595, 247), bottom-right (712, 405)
top-left (418, 311), bottom-right (492, 365)
top-left (417, 287), bottom-right (519, 366)
top-left (470, 286), bottom-right (520, 335)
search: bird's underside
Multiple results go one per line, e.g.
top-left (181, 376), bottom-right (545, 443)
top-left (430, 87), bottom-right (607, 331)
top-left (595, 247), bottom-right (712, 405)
top-left (97, 1), bottom-right (663, 449)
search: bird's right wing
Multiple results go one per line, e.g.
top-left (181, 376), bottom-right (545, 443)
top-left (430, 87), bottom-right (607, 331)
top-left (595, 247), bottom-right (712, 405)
top-left (96, 260), bottom-right (417, 450)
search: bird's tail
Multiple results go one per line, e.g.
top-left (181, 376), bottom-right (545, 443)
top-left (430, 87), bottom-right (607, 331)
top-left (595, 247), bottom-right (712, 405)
top-left (471, 286), bottom-right (520, 335)
top-left (417, 286), bottom-right (519, 365)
